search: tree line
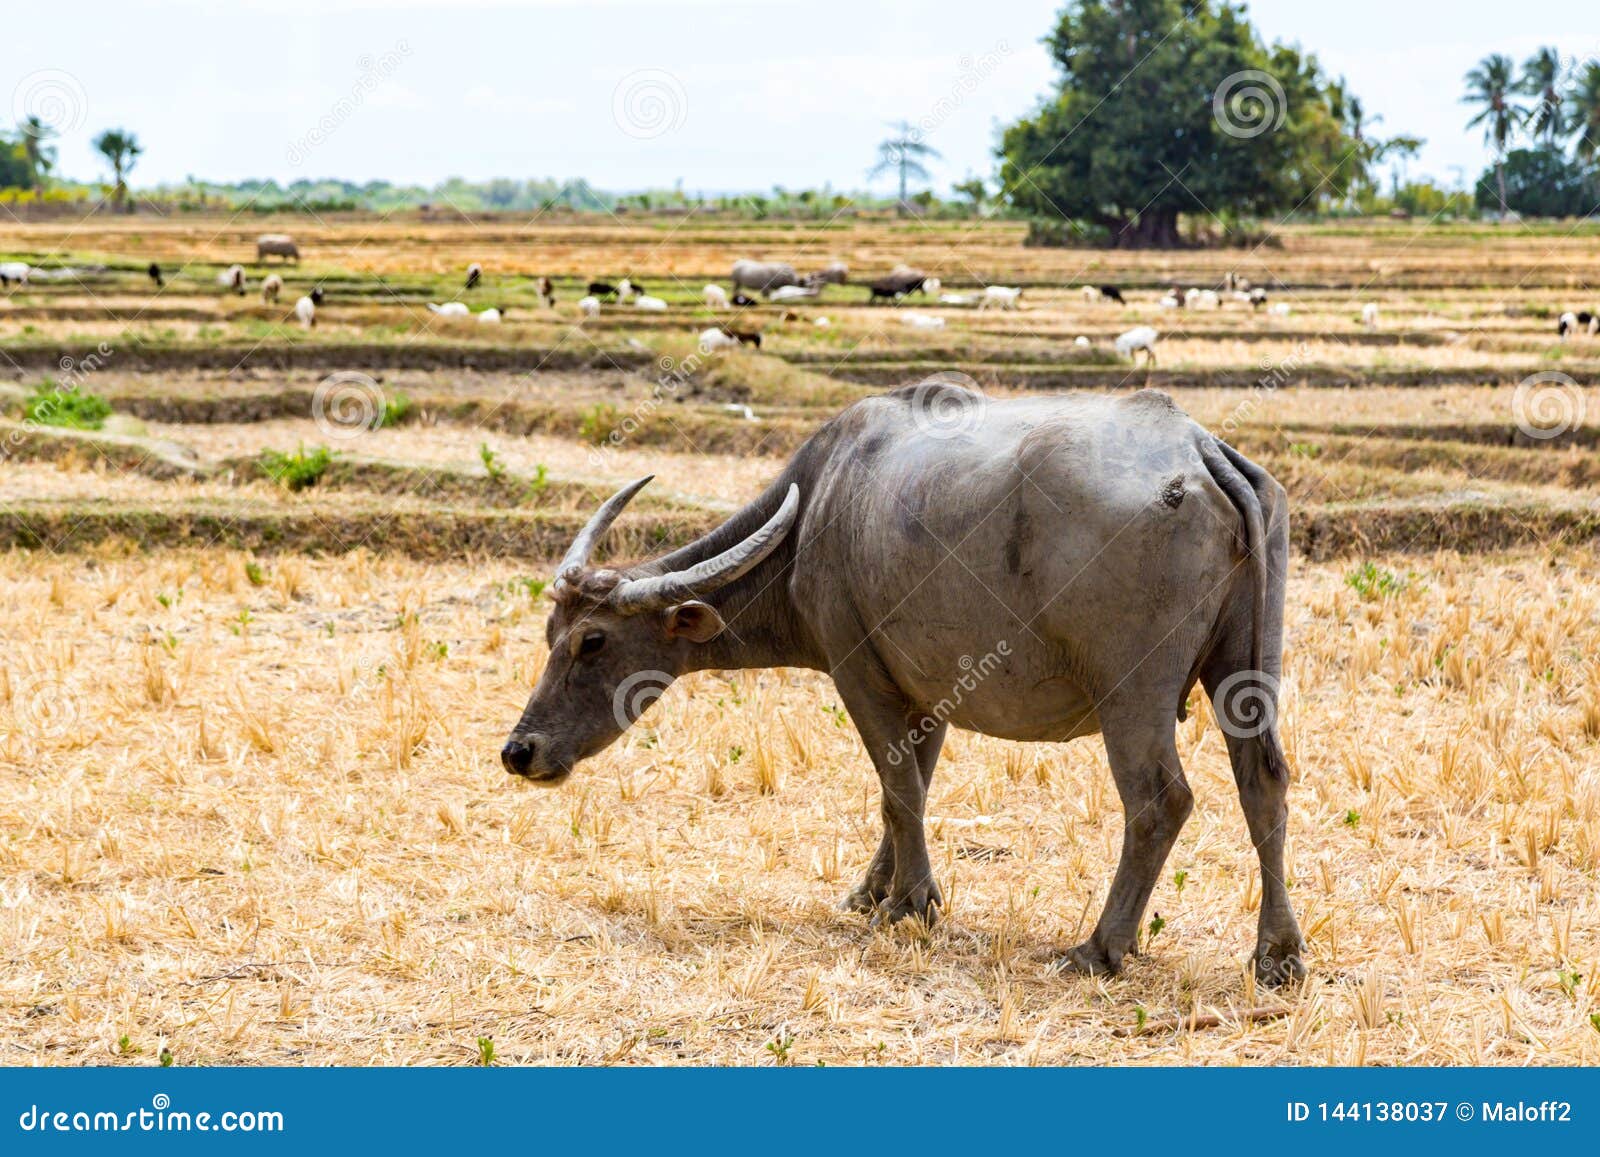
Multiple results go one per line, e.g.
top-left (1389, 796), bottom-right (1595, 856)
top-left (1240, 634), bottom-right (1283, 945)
top-left (1463, 49), bottom-right (1600, 217)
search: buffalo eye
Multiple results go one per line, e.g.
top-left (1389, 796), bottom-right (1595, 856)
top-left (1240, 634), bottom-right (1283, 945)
top-left (578, 632), bottom-right (606, 658)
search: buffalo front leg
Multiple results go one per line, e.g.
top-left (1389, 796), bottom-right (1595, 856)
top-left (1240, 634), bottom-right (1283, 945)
top-left (1059, 701), bottom-right (1193, 977)
top-left (834, 665), bottom-right (943, 925)
top-left (839, 719), bottom-right (946, 914)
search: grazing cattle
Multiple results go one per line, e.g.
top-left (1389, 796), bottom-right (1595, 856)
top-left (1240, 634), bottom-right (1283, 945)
top-left (867, 269), bottom-right (930, 302)
top-left (147, 262), bottom-right (164, 288)
top-left (256, 234), bottom-right (300, 263)
top-left (731, 260), bottom-right (801, 295)
top-left (809, 262), bottom-right (849, 286)
top-left (1556, 310), bottom-right (1596, 339)
top-left (0, 261), bottom-right (31, 286)
top-left (1115, 325), bottom-right (1159, 365)
top-left (503, 386), bottom-right (1304, 984)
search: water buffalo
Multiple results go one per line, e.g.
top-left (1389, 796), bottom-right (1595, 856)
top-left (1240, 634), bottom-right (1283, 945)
top-left (256, 234), bottom-right (300, 263)
top-left (502, 384), bottom-right (1305, 984)
top-left (731, 259), bottom-right (800, 295)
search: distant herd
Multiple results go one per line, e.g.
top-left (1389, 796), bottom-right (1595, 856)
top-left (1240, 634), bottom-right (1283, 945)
top-left (6, 233), bottom-right (1597, 358)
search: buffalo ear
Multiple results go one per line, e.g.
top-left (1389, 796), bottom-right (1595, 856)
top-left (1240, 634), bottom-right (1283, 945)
top-left (664, 601), bottom-right (725, 643)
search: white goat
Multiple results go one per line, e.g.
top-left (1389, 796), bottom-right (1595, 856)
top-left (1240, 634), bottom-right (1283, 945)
top-left (979, 285), bottom-right (1023, 311)
top-left (901, 312), bottom-right (945, 330)
top-left (577, 295), bottom-right (600, 319)
top-left (261, 274), bottom-right (283, 304)
top-left (0, 261), bottom-right (31, 286)
top-left (1114, 325), bottom-right (1159, 365)
top-left (698, 327), bottom-right (739, 352)
top-left (1269, 302), bottom-right (1291, 317)
top-left (1189, 289), bottom-right (1220, 310)
top-left (617, 278), bottom-right (636, 303)
top-left (634, 295), bottom-right (668, 312)
top-left (293, 295), bottom-right (316, 329)
top-left (477, 307), bottom-right (503, 324)
top-left (1074, 335), bottom-right (1091, 347)
top-left (218, 264), bottom-right (246, 294)
top-left (703, 284), bottom-right (729, 309)
top-left (1361, 302), bottom-right (1380, 328)
top-left (427, 301), bottom-right (470, 317)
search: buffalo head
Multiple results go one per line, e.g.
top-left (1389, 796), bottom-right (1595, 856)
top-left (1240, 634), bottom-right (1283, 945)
top-left (502, 476), bottom-right (799, 783)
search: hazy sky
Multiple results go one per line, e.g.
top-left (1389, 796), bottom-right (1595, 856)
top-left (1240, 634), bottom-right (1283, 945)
top-left (5, 0), bottom-right (1596, 194)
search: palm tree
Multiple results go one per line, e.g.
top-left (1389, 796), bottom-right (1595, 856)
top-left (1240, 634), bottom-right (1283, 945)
top-left (1518, 47), bottom-right (1568, 147)
top-left (1568, 61), bottom-right (1600, 163)
top-left (19, 115), bottom-right (57, 194)
top-left (869, 121), bottom-right (941, 215)
top-left (1462, 54), bottom-right (1525, 214)
top-left (92, 128), bottom-right (143, 211)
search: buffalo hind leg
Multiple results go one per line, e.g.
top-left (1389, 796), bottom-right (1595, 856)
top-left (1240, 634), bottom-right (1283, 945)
top-left (1207, 666), bottom-right (1306, 985)
top-left (834, 663), bottom-right (942, 925)
top-left (1058, 701), bottom-right (1192, 977)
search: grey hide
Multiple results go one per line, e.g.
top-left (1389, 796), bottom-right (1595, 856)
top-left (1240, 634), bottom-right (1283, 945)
top-left (503, 384), bottom-right (1306, 984)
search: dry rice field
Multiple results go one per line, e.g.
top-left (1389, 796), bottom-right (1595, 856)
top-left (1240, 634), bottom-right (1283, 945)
top-left (2, 214), bottom-right (1599, 1065)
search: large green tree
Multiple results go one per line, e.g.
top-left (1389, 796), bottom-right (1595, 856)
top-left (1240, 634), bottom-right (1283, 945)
top-left (998, 0), bottom-right (1360, 247)
top-left (1474, 147), bottom-right (1597, 218)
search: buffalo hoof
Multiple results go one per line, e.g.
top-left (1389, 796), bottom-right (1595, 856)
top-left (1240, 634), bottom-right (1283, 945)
top-left (838, 879), bottom-right (890, 914)
top-left (1054, 938), bottom-right (1128, 978)
top-left (868, 881), bottom-right (942, 928)
top-left (1253, 940), bottom-right (1308, 987)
